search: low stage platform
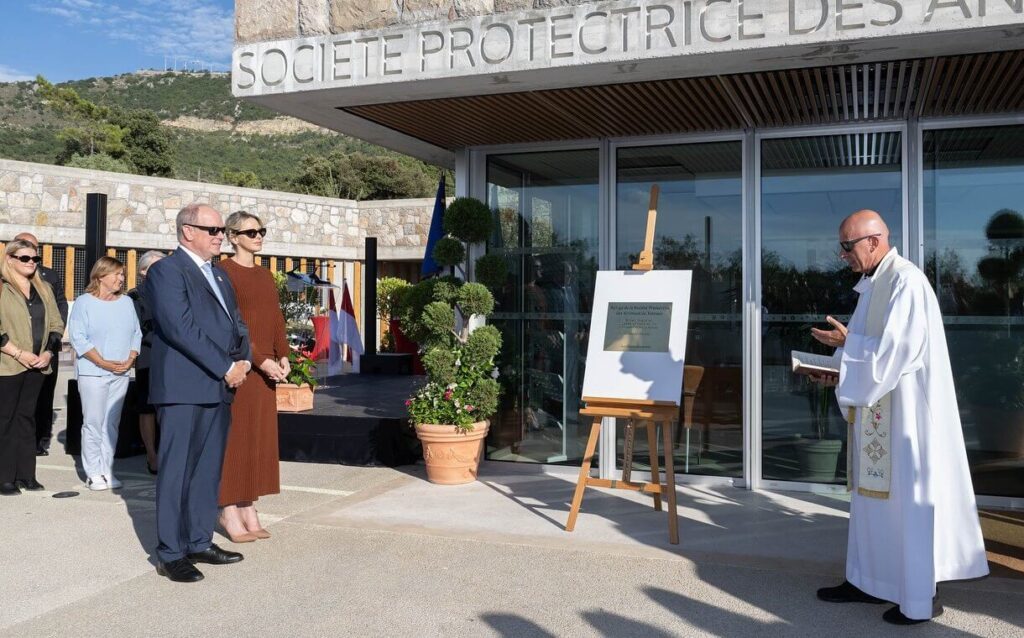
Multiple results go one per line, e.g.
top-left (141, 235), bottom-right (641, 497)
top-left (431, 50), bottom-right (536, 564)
top-left (278, 374), bottom-right (423, 466)
top-left (65, 374), bottom-right (424, 467)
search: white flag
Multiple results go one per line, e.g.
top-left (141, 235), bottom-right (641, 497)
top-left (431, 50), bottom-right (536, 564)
top-left (337, 280), bottom-right (363, 373)
top-left (327, 290), bottom-right (343, 376)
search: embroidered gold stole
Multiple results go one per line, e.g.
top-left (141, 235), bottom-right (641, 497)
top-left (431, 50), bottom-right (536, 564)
top-left (845, 256), bottom-right (897, 500)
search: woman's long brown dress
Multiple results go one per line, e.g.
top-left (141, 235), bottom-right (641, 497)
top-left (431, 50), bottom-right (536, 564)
top-left (217, 259), bottom-right (289, 506)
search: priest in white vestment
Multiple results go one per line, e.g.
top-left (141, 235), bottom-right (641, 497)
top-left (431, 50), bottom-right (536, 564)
top-left (809, 210), bottom-right (989, 625)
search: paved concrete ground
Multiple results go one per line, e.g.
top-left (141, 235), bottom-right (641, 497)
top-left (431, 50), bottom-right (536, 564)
top-left (1, 409), bottom-right (1021, 637)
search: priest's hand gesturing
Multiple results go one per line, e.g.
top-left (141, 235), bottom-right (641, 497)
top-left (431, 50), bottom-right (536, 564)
top-left (811, 315), bottom-right (848, 348)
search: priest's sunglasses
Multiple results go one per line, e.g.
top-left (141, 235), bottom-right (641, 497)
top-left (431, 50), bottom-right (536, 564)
top-left (233, 228), bottom-right (267, 239)
top-left (839, 234), bottom-right (881, 252)
top-left (184, 223), bottom-right (226, 236)
top-left (9, 254), bottom-right (42, 264)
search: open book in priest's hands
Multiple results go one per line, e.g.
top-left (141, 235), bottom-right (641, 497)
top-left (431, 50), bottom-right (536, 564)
top-left (791, 350), bottom-right (839, 377)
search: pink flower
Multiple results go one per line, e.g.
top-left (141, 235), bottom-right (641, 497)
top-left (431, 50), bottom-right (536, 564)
top-left (404, 399), bottom-right (411, 406)
top-left (464, 405), bottom-right (475, 412)
top-left (443, 389), bottom-right (453, 400)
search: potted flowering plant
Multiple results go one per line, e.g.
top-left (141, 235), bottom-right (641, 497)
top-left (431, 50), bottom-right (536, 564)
top-left (276, 350), bottom-right (317, 413)
top-left (400, 197), bottom-right (502, 484)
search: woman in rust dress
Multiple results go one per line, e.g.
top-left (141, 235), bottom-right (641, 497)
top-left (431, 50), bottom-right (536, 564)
top-left (217, 211), bottom-right (290, 542)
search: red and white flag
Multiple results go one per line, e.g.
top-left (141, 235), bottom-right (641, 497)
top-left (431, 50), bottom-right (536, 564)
top-left (337, 280), bottom-right (363, 372)
top-left (327, 289), bottom-right (343, 376)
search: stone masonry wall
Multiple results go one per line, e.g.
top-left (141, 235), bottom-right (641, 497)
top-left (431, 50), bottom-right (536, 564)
top-left (0, 159), bottom-right (433, 261)
top-left (236, 0), bottom-right (594, 43)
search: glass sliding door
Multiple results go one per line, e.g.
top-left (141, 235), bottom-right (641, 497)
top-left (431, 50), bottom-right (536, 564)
top-left (615, 140), bottom-right (744, 477)
top-left (760, 131), bottom-right (904, 484)
top-left (485, 150), bottom-right (599, 464)
top-left (924, 125), bottom-right (1024, 498)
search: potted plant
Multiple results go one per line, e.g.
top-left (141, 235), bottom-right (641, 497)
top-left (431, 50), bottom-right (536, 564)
top-left (794, 381), bottom-right (844, 482)
top-left (400, 197), bottom-right (503, 484)
top-left (276, 350), bottom-right (318, 413)
top-left (377, 276), bottom-right (410, 353)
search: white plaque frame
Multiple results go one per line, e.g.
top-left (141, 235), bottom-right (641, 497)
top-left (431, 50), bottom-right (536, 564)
top-left (581, 269), bottom-right (693, 405)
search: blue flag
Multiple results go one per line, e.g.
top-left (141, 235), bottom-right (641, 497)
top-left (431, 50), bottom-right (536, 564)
top-left (421, 174), bottom-right (446, 278)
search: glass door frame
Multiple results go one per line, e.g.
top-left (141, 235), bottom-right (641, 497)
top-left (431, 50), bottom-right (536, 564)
top-left (608, 131), bottom-right (750, 489)
top-left (752, 121), bottom-right (910, 494)
top-left (917, 113), bottom-right (1024, 511)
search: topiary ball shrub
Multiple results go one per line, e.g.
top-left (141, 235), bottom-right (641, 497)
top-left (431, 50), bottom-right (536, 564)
top-left (443, 197), bottom-right (493, 243)
top-left (474, 253), bottom-right (508, 294)
top-left (432, 236), bottom-right (466, 267)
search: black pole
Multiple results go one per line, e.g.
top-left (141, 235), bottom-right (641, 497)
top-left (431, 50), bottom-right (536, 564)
top-left (364, 237), bottom-right (378, 360)
top-left (84, 193), bottom-right (108, 272)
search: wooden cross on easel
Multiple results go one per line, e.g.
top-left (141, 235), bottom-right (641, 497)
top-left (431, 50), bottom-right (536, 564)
top-left (565, 184), bottom-right (681, 545)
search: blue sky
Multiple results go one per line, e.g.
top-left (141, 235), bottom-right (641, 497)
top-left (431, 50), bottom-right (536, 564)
top-left (0, 0), bottom-right (235, 83)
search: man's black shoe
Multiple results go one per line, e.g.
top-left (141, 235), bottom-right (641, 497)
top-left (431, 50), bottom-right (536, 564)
top-left (35, 446), bottom-right (48, 456)
top-left (187, 544), bottom-right (243, 565)
top-left (0, 482), bottom-right (21, 495)
top-left (882, 603), bottom-right (943, 625)
top-left (15, 479), bottom-right (44, 491)
top-left (157, 559), bottom-right (204, 583)
top-left (816, 581), bottom-right (887, 604)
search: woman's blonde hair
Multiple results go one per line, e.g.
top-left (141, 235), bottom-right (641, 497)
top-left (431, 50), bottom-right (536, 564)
top-left (225, 210), bottom-right (263, 247)
top-left (2, 239), bottom-right (57, 305)
top-left (84, 256), bottom-right (125, 295)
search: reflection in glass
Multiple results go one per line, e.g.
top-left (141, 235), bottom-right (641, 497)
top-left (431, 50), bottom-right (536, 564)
top-left (761, 133), bottom-right (903, 484)
top-left (924, 126), bottom-right (1024, 498)
top-left (485, 150), bottom-right (599, 464)
top-left (615, 142), bottom-right (744, 477)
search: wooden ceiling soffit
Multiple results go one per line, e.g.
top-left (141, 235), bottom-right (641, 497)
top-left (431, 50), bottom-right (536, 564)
top-left (343, 51), bottom-right (1024, 150)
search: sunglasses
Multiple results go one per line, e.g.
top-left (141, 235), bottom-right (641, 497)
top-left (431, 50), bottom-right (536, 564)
top-left (234, 228), bottom-right (267, 239)
top-left (839, 234), bottom-right (881, 253)
top-left (10, 255), bottom-right (42, 264)
top-left (184, 223), bottom-right (226, 236)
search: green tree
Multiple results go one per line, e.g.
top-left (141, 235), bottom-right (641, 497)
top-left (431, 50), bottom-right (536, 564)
top-left (66, 153), bottom-right (134, 174)
top-left (109, 108), bottom-right (174, 176)
top-left (221, 168), bottom-right (261, 188)
top-left (36, 74), bottom-right (174, 176)
top-left (291, 150), bottom-right (436, 200)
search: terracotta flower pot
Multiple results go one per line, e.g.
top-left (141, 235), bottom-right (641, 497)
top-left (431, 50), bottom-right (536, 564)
top-left (414, 421), bottom-right (489, 485)
top-left (276, 383), bottom-right (314, 412)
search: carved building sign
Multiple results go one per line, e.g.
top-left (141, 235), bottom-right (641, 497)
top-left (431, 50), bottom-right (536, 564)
top-left (233, 0), bottom-right (1023, 96)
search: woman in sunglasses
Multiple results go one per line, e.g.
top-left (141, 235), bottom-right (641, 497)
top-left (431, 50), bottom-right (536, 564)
top-left (215, 211), bottom-right (289, 542)
top-left (0, 240), bottom-right (64, 495)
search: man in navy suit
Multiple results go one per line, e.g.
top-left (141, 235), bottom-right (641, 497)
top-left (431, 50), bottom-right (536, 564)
top-left (145, 203), bottom-right (252, 583)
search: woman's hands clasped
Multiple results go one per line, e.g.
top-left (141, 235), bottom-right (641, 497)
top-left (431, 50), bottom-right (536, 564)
top-left (259, 356), bottom-right (291, 383)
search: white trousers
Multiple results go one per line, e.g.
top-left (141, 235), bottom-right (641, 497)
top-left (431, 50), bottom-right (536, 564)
top-left (78, 375), bottom-right (130, 480)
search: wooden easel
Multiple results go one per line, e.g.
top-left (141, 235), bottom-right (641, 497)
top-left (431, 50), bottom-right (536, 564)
top-left (565, 185), bottom-right (681, 545)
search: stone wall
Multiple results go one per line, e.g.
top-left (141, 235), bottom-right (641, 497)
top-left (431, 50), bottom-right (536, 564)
top-left (236, 0), bottom-right (592, 43)
top-left (0, 159), bottom-right (433, 261)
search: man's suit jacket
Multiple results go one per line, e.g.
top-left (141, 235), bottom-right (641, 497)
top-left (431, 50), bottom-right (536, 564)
top-left (144, 248), bottom-right (251, 406)
top-left (37, 264), bottom-right (67, 326)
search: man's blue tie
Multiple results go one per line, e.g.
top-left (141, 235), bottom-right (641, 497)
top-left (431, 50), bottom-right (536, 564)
top-left (201, 261), bottom-right (229, 315)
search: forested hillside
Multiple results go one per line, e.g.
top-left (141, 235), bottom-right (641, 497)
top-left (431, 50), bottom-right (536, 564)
top-left (0, 71), bottom-right (449, 199)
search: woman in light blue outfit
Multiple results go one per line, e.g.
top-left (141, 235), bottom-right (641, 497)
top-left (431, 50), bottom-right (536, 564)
top-left (67, 257), bottom-right (141, 491)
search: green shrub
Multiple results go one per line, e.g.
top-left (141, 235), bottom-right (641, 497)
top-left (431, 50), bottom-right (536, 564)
top-left (443, 196), bottom-right (493, 243)
top-left (474, 253), bottom-right (508, 293)
top-left (432, 237), bottom-right (465, 267)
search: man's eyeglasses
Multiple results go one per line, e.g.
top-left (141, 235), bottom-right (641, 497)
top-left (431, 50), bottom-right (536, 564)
top-left (839, 234), bottom-right (881, 253)
top-left (184, 223), bottom-right (226, 236)
top-left (234, 228), bottom-right (267, 239)
top-left (10, 255), bottom-right (42, 264)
